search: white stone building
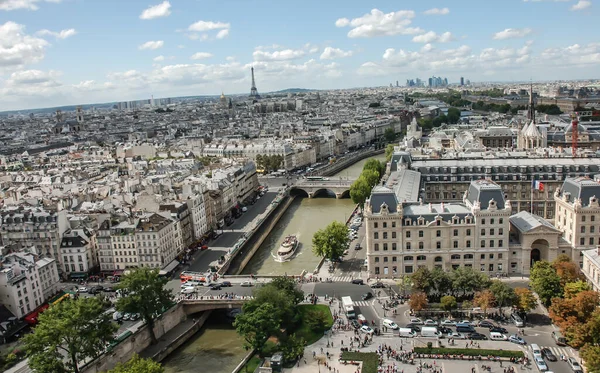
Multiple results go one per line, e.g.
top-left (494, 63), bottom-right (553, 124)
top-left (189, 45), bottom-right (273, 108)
top-left (59, 228), bottom-right (97, 279)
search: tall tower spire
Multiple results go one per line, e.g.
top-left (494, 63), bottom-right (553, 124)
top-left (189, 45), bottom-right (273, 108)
top-left (250, 67), bottom-right (260, 98)
top-left (527, 82), bottom-right (535, 123)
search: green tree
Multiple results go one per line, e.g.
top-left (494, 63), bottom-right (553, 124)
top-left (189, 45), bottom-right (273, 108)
top-left (440, 295), bottom-right (458, 312)
top-left (430, 267), bottom-right (453, 295)
top-left (116, 268), bottom-right (173, 344)
top-left (350, 176), bottom-right (371, 208)
top-left (245, 282), bottom-right (299, 330)
top-left (385, 144), bottom-right (395, 162)
top-left (24, 297), bottom-right (117, 373)
top-left (489, 280), bottom-right (516, 308)
top-left (564, 280), bottom-right (591, 299)
top-left (279, 334), bottom-right (305, 362)
top-left (361, 168), bottom-right (380, 188)
top-left (107, 354), bottom-right (164, 373)
top-left (269, 276), bottom-right (304, 306)
top-left (530, 260), bottom-right (563, 306)
top-left (447, 107), bottom-right (461, 124)
top-left (451, 267), bottom-right (490, 295)
top-left (304, 309), bottom-right (329, 332)
top-left (384, 127), bottom-right (397, 143)
top-left (234, 303), bottom-right (280, 355)
top-left (581, 345), bottom-right (600, 373)
top-left (363, 159), bottom-right (385, 179)
top-left (312, 221), bottom-right (349, 261)
top-left (411, 267), bottom-right (433, 294)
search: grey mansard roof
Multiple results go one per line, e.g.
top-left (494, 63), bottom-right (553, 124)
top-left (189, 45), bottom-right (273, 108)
top-left (560, 177), bottom-right (600, 207)
top-left (389, 151), bottom-right (412, 172)
top-left (510, 211), bottom-right (558, 233)
top-left (369, 186), bottom-right (399, 214)
top-left (465, 179), bottom-right (505, 210)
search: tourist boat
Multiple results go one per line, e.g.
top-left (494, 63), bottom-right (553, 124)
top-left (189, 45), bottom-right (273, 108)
top-left (276, 235), bottom-right (299, 261)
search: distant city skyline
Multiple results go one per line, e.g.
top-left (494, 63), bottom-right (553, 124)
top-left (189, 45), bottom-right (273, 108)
top-left (0, 0), bottom-right (598, 111)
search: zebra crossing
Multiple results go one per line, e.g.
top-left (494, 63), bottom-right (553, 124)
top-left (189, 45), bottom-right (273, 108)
top-left (539, 346), bottom-right (574, 359)
top-left (329, 275), bottom-right (356, 282)
top-left (353, 300), bottom-right (371, 307)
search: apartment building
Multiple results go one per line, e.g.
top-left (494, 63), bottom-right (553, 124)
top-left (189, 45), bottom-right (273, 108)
top-left (555, 176), bottom-right (600, 267)
top-left (0, 207), bottom-right (69, 269)
top-left (59, 227), bottom-right (97, 279)
top-left (136, 213), bottom-right (181, 269)
top-left (97, 219), bottom-right (114, 273)
top-left (582, 247), bottom-right (600, 292)
top-left (159, 202), bottom-right (192, 249)
top-left (365, 179), bottom-right (514, 279)
top-left (0, 253), bottom-right (59, 318)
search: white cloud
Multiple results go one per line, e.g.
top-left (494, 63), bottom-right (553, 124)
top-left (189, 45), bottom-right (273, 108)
top-left (493, 28), bottom-right (532, 40)
top-left (335, 18), bottom-right (350, 27)
top-left (72, 80), bottom-right (116, 91)
top-left (216, 29), bottom-right (229, 39)
top-left (423, 7), bottom-right (449, 15)
top-left (138, 40), bottom-right (164, 50)
top-left (412, 31), bottom-right (454, 43)
top-left (571, 0), bottom-right (591, 10)
top-left (0, 69), bottom-right (62, 98)
top-left (153, 55), bottom-right (165, 62)
top-left (0, 0), bottom-right (62, 11)
top-left (540, 42), bottom-right (600, 66)
top-left (139, 1), bottom-right (171, 20)
top-left (36, 28), bottom-right (76, 39)
top-left (0, 22), bottom-right (49, 68)
top-left (320, 47), bottom-right (353, 60)
top-left (188, 20), bottom-right (230, 32)
top-left (190, 52), bottom-right (213, 60)
top-left (335, 9), bottom-right (422, 38)
top-left (254, 49), bottom-right (306, 61)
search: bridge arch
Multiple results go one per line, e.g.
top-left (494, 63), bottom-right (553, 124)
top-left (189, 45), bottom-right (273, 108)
top-left (290, 188), bottom-right (309, 198)
top-left (311, 188), bottom-right (338, 198)
top-left (339, 190), bottom-right (351, 199)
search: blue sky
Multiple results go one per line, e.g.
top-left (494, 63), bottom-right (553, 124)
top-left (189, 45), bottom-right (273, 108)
top-left (0, 0), bottom-right (597, 110)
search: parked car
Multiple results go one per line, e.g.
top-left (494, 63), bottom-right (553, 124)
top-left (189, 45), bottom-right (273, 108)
top-left (361, 292), bottom-right (373, 300)
top-left (351, 279), bottom-right (365, 285)
top-left (405, 324), bottom-right (421, 332)
top-left (112, 311), bottom-right (123, 322)
top-left (440, 319), bottom-right (456, 326)
top-left (371, 282), bottom-right (385, 288)
top-left (438, 326), bottom-right (453, 335)
top-left (130, 313), bottom-right (140, 321)
top-left (508, 335), bottom-right (527, 345)
top-left (424, 319), bottom-right (438, 326)
top-left (534, 357), bottom-right (548, 372)
top-left (360, 325), bottom-right (375, 335)
top-left (382, 319), bottom-right (399, 330)
top-left (568, 357), bottom-right (584, 373)
top-left (541, 348), bottom-right (557, 362)
top-left (468, 332), bottom-right (488, 340)
top-left (490, 326), bottom-right (508, 334)
top-left (478, 320), bottom-right (495, 328)
top-left (489, 332), bottom-right (508, 341)
top-left (449, 332), bottom-right (467, 339)
top-left (409, 318), bottom-right (424, 325)
top-left (240, 281), bottom-right (253, 287)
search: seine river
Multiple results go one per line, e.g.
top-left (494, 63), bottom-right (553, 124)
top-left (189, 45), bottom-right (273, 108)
top-left (162, 153), bottom-right (386, 373)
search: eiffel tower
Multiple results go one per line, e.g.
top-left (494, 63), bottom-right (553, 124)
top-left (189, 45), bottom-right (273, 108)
top-left (249, 67), bottom-right (260, 99)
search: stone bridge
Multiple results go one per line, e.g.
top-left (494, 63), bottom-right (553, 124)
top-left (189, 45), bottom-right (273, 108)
top-left (179, 298), bottom-right (249, 314)
top-left (291, 178), bottom-right (356, 199)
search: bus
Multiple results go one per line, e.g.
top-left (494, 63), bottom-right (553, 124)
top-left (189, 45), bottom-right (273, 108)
top-left (306, 176), bottom-right (327, 181)
top-left (341, 296), bottom-right (355, 319)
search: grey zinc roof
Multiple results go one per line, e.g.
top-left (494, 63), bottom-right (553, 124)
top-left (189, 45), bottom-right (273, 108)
top-left (369, 186), bottom-right (399, 214)
top-left (386, 169), bottom-right (421, 202)
top-left (403, 202), bottom-right (471, 223)
top-left (466, 179), bottom-right (505, 210)
top-left (560, 177), bottom-right (600, 207)
top-left (389, 151), bottom-right (412, 172)
top-left (510, 211), bottom-right (557, 233)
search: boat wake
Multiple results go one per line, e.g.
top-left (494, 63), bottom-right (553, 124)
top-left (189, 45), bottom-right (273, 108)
top-left (272, 232), bottom-right (301, 263)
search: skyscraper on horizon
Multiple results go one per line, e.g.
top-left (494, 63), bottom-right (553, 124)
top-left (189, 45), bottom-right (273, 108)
top-left (249, 67), bottom-right (260, 99)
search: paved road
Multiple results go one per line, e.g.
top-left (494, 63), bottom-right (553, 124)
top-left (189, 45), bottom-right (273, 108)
top-left (186, 190), bottom-right (279, 273)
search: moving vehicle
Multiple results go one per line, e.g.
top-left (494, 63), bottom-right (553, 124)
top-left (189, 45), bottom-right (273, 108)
top-left (240, 281), bottom-right (253, 287)
top-left (567, 357), bottom-right (583, 373)
top-left (306, 176), bottom-right (326, 181)
top-left (468, 332), bottom-right (488, 340)
top-left (490, 326), bottom-right (508, 334)
top-left (221, 281), bottom-right (232, 287)
top-left (342, 296), bottom-right (356, 319)
top-left (531, 344), bottom-right (542, 359)
top-left (209, 283), bottom-right (222, 290)
top-left (420, 327), bottom-right (440, 338)
top-left (78, 286), bottom-right (88, 293)
top-left (371, 282), bottom-right (384, 288)
top-left (541, 348), bottom-right (557, 362)
top-left (382, 319), bottom-right (399, 330)
top-left (357, 314), bottom-right (367, 325)
top-left (552, 331), bottom-right (567, 346)
top-left (351, 279), bottom-right (364, 285)
top-left (360, 325), bottom-right (374, 335)
top-left (181, 286), bottom-right (195, 294)
top-left (276, 235), bottom-right (299, 261)
top-left (534, 357), bottom-right (548, 372)
top-left (509, 335), bottom-right (527, 345)
top-left (361, 292), bottom-right (373, 300)
top-left (489, 332), bottom-right (508, 341)
top-left (399, 328), bottom-right (416, 337)
top-left (355, 243), bottom-right (362, 250)
top-left (351, 320), bottom-right (360, 330)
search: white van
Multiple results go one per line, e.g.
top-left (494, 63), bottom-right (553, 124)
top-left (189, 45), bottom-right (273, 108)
top-left (420, 327), bottom-right (440, 338)
top-left (489, 332), bottom-right (508, 341)
top-left (399, 328), bottom-right (416, 338)
top-left (530, 344), bottom-right (542, 359)
top-left (382, 319), bottom-right (399, 330)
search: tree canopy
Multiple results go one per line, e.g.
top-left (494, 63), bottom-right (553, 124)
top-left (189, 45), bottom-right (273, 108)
top-left (446, 107), bottom-right (461, 124)
top-left (350, 176), bottom-right (371, 208)
top-left (408, 292), bottom-right (428, 312)
top-left (107, 354), bottom-right (164, 373)
top-left (312, 221), bottom-right (349, 261)
top-left (384, 127), bottom-right (397, 143)
top-left (530, 260), bottom-right (563, 306)
top-left (513, 287), bottom-right (537, 313)
top-left (385, 144), bottom-right (395, 162)
top-left (24, 297), bottom-right (117, 373)
top-left (116, 268), bottom-right (173, 344)
top-left (440, 295), bottom-right (457, 312)
top-left (489, 280), bottom-right (516, 308)
top-left (255, 154), bottom-right (284, 173)
top-left (362, 159), bottom-right (385, 179)
top-left (473, 289), bottom-right (496, 314)
top-left (234, 303), bottom-right (280, 354)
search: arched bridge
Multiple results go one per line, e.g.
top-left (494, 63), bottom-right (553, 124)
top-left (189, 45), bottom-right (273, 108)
top-left (291, 177), bottom-right (356, 199)
top-left (179, 297), bottom-right (250, 315)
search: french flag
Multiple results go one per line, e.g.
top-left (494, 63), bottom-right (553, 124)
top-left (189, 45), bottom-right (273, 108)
top-left (532, 179), bottom-right (544, 191)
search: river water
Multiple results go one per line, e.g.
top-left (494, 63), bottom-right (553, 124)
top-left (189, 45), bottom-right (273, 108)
top-left (162, 153), bottom-right (387, 373)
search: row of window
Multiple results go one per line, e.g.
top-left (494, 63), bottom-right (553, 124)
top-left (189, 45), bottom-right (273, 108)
top-left (372, 262), bottom-right (505, 275)
top-left (580, 226), bottom-right (596, 233)
top-left (374, 239), bottom-right (504, 251)
top-left (373, 253), bottom-right (504, 262)
top-left (580, 237), bottom-right (595, 246)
